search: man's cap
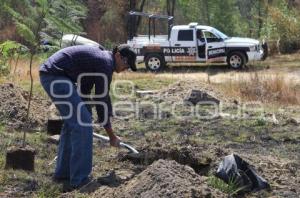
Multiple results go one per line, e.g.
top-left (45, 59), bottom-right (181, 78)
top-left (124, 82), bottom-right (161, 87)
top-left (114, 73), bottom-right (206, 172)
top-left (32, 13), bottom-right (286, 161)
top-left (118, 44), bottom-right (137, 71)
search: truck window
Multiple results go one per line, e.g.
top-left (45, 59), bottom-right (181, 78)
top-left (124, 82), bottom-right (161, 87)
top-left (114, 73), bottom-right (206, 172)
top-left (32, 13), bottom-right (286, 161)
top-left (204, 32), bottom-right (221, 43)
top-left (178, 30), bottom-right (193, 41)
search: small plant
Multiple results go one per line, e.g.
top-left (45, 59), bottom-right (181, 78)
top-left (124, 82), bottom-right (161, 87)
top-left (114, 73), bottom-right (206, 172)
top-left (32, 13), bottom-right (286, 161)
top-left (207, 175), bottom-right (247, 196)
top-left (256, 118), bottom-right (266, 126)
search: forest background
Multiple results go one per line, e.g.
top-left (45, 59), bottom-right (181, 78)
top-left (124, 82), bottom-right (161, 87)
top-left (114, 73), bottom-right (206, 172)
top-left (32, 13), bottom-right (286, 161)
top-left (1, 0), bottom-right (300, 54)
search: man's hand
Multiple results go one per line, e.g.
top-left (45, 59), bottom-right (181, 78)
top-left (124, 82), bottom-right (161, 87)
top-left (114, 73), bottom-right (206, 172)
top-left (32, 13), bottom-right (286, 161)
top-left (109, 135), bottom-right (121, 147)
top-left (105, 127), bottom-right (121, 147)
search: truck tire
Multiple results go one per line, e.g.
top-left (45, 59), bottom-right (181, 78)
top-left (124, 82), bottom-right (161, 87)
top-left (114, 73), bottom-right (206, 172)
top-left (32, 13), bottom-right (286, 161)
top-left (145, 54), bottom-right (165, 72)
top-left (227, 51), bottom-right (246, 69)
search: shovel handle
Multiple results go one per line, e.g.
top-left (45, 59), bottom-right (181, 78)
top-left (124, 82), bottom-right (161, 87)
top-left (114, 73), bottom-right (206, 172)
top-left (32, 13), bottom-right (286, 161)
top-left (93, 133), bottom-right (139, 154)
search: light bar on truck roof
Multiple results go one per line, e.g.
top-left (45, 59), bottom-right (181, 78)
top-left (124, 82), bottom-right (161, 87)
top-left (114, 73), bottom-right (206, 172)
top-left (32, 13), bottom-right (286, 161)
top-left (188, 22), bottom-right (198, 28)
top-left (129, 11), bottom-right (173, 20)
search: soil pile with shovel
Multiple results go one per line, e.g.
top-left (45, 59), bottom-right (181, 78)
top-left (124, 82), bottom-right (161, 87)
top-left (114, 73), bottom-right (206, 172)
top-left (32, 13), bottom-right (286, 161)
top-left (93, 159), bottom-right (224, 198)
top-left (0, 83), bottom-right (50, 130)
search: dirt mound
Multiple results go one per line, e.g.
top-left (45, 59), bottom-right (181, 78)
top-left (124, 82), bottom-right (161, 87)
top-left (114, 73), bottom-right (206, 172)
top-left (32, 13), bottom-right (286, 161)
top-left (134, 80), bottom-right (231, 120)
top-left (0, 83), bottom-right (50, 130)
top-left (93, 159), bottom-right (225, 198)
top-left (156, 80), bottom-right (229, 104)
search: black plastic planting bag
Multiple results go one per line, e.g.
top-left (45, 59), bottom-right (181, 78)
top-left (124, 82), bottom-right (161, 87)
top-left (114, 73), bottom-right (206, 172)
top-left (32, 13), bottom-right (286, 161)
top-left (216, 154), bottom-right (270, 191)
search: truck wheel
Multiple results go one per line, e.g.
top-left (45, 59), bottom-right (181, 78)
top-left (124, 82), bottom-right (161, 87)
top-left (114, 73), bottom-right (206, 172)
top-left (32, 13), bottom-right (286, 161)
top-left (145, 54), bottom-right (165, 72)
top-left (227, 51), bottom-right (246, 69)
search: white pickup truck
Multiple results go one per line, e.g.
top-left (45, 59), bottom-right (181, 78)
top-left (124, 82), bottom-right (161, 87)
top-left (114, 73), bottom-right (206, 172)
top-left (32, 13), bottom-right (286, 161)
top-left (127, 22), bottom-right (267, 72)
top-left (61, 12), bottom-right (267, 72)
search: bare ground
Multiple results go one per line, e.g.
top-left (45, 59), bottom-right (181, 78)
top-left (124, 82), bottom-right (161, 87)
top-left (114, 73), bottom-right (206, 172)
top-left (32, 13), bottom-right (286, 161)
top-left (0, 83), bottom-right (51, 130)
top-left (0, 60), bottom-right (300, 197)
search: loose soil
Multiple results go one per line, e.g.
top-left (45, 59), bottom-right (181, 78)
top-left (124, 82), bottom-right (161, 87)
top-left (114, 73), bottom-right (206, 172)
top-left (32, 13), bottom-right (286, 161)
top-left (0, 83), bottom-right (51, 130)
top-left (92, 159), bottom-right (225, 198)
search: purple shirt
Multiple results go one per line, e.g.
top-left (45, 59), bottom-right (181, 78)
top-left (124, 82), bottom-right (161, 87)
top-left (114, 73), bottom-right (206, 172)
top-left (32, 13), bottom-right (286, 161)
top-left (40, 45), bottom-right (115, 128)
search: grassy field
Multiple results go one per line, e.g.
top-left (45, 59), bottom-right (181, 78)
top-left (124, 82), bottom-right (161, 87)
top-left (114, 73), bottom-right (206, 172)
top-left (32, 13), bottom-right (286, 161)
top-left (0, 54), bottom-right (299, 197)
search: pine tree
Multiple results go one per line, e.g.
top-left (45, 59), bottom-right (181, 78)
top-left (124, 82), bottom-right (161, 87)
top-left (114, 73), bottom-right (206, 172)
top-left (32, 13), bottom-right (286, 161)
top-left (3, 0), bottom-right (87, 146)
top-left (45, 0), bottom-right (87, 46)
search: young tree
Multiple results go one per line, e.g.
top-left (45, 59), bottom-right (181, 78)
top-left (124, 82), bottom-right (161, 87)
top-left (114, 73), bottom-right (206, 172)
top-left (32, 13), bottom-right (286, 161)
top-left (4, 0), bottom-right (51, 146)
top-left (4, 0), bottom-right (87, 146)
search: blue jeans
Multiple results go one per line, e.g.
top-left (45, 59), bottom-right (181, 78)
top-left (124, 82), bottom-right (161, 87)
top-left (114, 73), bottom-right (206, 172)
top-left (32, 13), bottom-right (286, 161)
top-left (40, 73), bottom-right (93, 187)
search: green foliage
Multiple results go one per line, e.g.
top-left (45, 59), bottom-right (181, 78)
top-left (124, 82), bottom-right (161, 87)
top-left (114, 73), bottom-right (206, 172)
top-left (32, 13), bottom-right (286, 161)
top-left (207, 175), bottom-right (246, 196)
top-left (4, 1), bottom-right (51, 146)
top-left (0, 40), bottom-right (22, 57)
top-left (3, 1), bottom-right (46, 51)
top-left (1, 1), bottom-right (87, 148)
top-left (176, 0), bottom-right (202, 23)
top-left (0, 40), bottom-right (24, 75)
top-left (45, 0), bottom-right (87, 41)
top-left (265, 0), bottom-right (300, 40)
top-left (260, 0), bottom-right (300, 53)
top-left (1, 0), bottom-right (300, 54)
top-left (256, 118), bottom-right (267, 126)
top-left (172, 0), bottom-right (300, 40)
top-left (211, 0), bottom-right (247, 36)
top-left (2, 0), bottom-right (87, 50)
top-left (176, 0), bottom-right (247, 36)
top-left (15, 22), bottom-right (36, 46)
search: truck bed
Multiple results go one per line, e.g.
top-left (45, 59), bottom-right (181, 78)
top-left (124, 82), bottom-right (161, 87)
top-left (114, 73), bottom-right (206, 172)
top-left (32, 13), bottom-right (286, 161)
top-left (128, 35), bottom-right (169, 46)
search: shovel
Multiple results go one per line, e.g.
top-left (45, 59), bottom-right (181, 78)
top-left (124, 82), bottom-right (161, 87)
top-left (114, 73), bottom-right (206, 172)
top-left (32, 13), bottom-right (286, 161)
top-left (93, 133), bottom-right (139, 154)
top-left (49, 133), bottom-right (139, 166)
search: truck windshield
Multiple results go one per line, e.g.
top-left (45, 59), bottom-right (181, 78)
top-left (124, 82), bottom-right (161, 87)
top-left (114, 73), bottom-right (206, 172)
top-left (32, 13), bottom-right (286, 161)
top-left (211, 28), bottom-right (228, 40)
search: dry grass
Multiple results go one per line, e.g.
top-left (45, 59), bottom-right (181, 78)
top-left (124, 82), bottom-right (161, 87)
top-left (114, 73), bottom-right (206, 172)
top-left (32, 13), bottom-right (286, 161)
top-left (9, 58), bottom-right (41, 81)
top-left (3, 54), bottom-right (300, 106)
top-left (218, 72), bottom-right (300, 105)
top-left (260, 53), bottom-right (300, 68)
top-left (10, 60), bottom-right (168, 82)
top-left (114, 71), bottom-right (157, 80)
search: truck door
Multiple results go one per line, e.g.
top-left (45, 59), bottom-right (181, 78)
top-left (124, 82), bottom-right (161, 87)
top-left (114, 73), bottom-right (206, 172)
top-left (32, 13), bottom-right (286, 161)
top-left (196, 29), bottom-right (206, 62)
top-left (169, 29), bottom-right (197, 62)
top-left (203, 30), bottom-right (226, 62)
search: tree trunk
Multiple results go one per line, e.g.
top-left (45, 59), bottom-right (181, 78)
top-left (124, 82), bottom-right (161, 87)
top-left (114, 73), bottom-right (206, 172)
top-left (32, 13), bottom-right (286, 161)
top-left (13, 51), bottom-right (20, 76)
top-left (135, 0), bottom-right (146, 34)
top-left (203, 0), bottom-right (210, 25)
top-left (84, 0), bottom-right (107, 42)
top-left (23, 52), bottom-right (34, 147)
top-left (257, 0), bottom-right (263, 38)
top-left (167, 0), bottom-right (176, 16)
top-left (130, 0), bottom-right (137, 10)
